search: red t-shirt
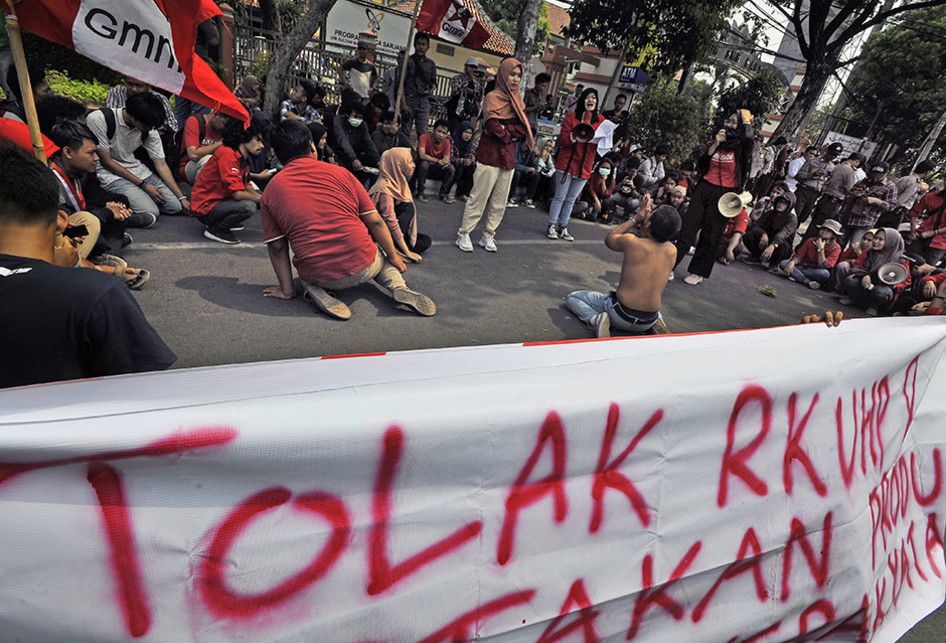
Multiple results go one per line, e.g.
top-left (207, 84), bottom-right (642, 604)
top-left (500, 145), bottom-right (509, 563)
top-left (190, 146), bottom-right (248, 216)
top-left (419, 133), bottom-right (451, 161)
top-left (793, 237), bottom-right (842, 269)
top-left (261, 156), bottom-right (378, 283)
top-left (723, 208), bottom-right (749, 239)
top-left (704, 148), bottom-right (738, 188)
top-left (0, 118), bottom-right (59, 157)
top-left (179, 115), bottom-right (222, 174)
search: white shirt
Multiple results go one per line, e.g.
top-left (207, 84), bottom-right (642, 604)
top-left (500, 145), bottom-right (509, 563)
top-left (785, 156), bottom-right (806, 192)
top-left (87, 108), bottom-right (165, 185)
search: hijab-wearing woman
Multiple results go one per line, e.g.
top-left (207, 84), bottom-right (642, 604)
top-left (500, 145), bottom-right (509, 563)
top-left (368, 148), bottom-right (431, 262)
top-left (547, 87), bottom-right (605, 240)
top-left (675, 109), bottom-right (756, 285)
top-left (449, 120), bottom-right (476, 201)
top-left (456, 58), bottom-right (533, 254)
top-left (838, 227), bottom-right (909, 315)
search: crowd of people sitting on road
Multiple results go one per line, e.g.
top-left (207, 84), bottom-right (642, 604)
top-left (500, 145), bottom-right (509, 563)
top-left (1, 29), bottom-right (945, 388)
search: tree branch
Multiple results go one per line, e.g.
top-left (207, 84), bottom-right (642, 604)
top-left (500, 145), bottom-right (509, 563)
top-left (792, 0), bottom-right (810, 59)
top-left (831, 0), bottom-right (946, 50)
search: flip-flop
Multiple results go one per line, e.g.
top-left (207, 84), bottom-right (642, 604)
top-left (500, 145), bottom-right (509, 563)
top-left (95, 254), bottom-right (128, 270)
top-left (124, 268), bottom-right (150, 290)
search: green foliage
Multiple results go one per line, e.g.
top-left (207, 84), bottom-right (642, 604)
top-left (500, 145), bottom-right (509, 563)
top-left (479, 0), bottom-right (550, 55)
top-left (625, 85), bottom-right (705, 163)
top-left (566, 0), bottom-right (742, 77)
top-left (21, 32), bottom-right (119, 86)
top-left (46, 70), bottom-right (111, 106)
top-left (715, 66), bottom-right (785, 127)
top-left (247, 51), bottom-right (273, 81)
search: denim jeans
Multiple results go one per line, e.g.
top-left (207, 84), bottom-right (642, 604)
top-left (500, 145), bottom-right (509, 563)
top-left (101, 173), bottom-right (182, 225)
top-left (566, 290), bottom-right (658, 333)
top-left (402, 98), bottom-right (430, 138)
top-left (548, 171), bottom-right (588, 227)
top-left (201, 199), bottom-right (257, 231)
top-left (777, 260), bottom-right (831, 285)
top-left (843, 275), bottom-right (894, 310)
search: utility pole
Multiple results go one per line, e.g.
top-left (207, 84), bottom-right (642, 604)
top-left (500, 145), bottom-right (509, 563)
top-left (602, 45), bottom-right (630, 109)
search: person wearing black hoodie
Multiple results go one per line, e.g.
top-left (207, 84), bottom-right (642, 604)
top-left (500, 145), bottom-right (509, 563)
top-left (742, 191), bottom-right (798, 269)
top-left (674, 109), bottom-right (756, 285)
top-left (371, 110), bottom-right (412, 157)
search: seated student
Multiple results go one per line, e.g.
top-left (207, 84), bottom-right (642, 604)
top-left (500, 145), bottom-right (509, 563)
top-left (838, 229), bottom-right (875, 265)
top-left (178, 110), bottom-right (228, 184)
top-left (413, 119), bottom-right (455, 203)
top-left (0, 144), bottom-right (175, 389)
top-left (836, 227), bottom-right (907, 316)
top-left (749, 181), bottom-right (788, 221)
top-left (918, 271), bottom-right (946, 316)
top-left (260, 121), bottom-right (436, 321)
top-left (106, 76), bottom-right (179, 135)
top-left (279, 80), bottom-right (322, 124)
top-left (778, 218), bottom-right (843, 289)
top-left (233, 75), bottom-right (262, 111)
top-left (2, 61), bottom-right (51, 122)
top-left (607, 158), bottom-right (643, 221)
top-left (532, 137), bottom-right (556, 206)
top-left (366, 92), bottom-right (391, 133)
top-left (331, 99), bottom-right (380, 185)
top-left (448, 121), bottom-right (477, 202)
top-left (306, 122), bottom-right (336, 164)
top-left (368, 148), bottom-right (432, 260)
top-left (717, 201), bottom-right (748, 266)
top-left (371, 110), bottom-right (412, 157)
top-left (742, 191), bottom-right (798, 269)
top-left (566, 199), bottom-right (680, 337)
top-left (508, 139), bottom-right (538, 207)
top-left (677, 160), bottom-right (696, 191)
top-left (651, 172), bottom-right (678, 201)
top-left (87, 92), bottom-right (189, 227)
top-left (36, 94), bottom-right (88, 135)
top-left (572, 157), bottom-right (618, 224)
top-left (190, 117), bottom-right (265, 244)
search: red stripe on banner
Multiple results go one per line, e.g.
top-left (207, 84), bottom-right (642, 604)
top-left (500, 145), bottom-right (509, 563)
top-left (321, 352), bottom-right (388, 360)
top-left (3, 0), bottom-right (80, 49)
top-left (416, 0), bottom-right (450, 35)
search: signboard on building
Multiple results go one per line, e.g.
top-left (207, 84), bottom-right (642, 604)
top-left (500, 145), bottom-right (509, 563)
top-left (824, 131), bottom-right (878, 161)
top-left (618, 64), bottom-right (648, 92)
top-left (325, 0), bottom-right (411, 57)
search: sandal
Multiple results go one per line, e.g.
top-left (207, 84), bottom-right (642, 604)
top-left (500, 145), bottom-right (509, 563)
top-left (123, 268), bottom-right (151, 290)
top-left (94, 254), bottom-right (128, 270)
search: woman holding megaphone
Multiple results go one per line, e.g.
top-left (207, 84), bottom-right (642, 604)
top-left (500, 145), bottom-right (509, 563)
top-left (674, 109), bottom-right (756, 285)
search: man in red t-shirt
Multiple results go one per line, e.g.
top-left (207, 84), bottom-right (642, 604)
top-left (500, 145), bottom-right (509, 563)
top-left (190, 117), bottom-right (265, 244)
top-left (908, 187), bottom-right (946, 267)
top-left (179, 111), bottom-right (227, 183)
top-left (777, 218), bottom-right (843, 290)
top-left (261, 121), bottom-right (436, 320)
top-left (412, 119), bottom-right (455, 203)
top-left (717, 207), bottom-right (749, 265)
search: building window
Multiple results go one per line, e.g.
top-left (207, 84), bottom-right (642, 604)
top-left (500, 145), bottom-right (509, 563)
top-left (436, 44), bottom-right (455, 56)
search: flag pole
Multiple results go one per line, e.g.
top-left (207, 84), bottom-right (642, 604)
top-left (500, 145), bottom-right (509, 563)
top-left (393, 0), bottom-right (424, 131)
top-left (4, 0), bottom-right (46, 164)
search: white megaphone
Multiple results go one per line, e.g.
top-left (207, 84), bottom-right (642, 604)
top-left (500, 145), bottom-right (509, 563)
top-left (718, 191), bottom-right (754, 218)
top-left (878, 262), bottom-right (909, 286)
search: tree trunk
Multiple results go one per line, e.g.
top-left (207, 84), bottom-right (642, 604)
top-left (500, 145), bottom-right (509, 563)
top-left (259, 0), bottom-right (282, 33)
top-left (514, 0), bottom-right (542, 63)
top-left (263, 0), bottom-right (339, 115)
top-left (770, 58), bottom-right (836, 142)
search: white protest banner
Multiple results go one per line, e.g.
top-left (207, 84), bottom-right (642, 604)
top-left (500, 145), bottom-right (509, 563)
top-left (0, 318), bottom-right (945, 641)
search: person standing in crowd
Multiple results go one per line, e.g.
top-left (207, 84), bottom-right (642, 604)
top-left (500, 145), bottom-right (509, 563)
top-left (546, 87), bottom-right (604, 241)
top-left (106, 77), bottom-right (178, 135)
top-left (0, 144), bottom-right (175, 389)
top-left (638, 143), bottom-right (671, 191)
top-left (524, 73), bottom-right (551, 135)
top-left (233, 75), bottom-right (262, 111)
top-left (742, 191), bottom-right (798, 270)
top-left (190, 117), bottom-right (265, 245)
top-left (369, 148), bottom-right (431, 261)
top-left (280, 80), bottom-right (322, 124)
top-left (801, 152), bottom-right (863, 243)
top-left (413, 119), bottom-right (455, 203)
top-left (844, 162), bottom-right (898, 245)
top-left (175, 18), bottom-right (218, 127)
top-left (779, 219), bottom-right (843, 289)
top-left (448, 121), bottom-right (477, 202)
top-left (456, 58), bottom-right (533, 253)
top-left (339, 42), bottom-right (378, 101)
top-left (331, 99), bottom-right (380, 186)
top-left (566, 199), bottom-right (680, 337)
top-left (785, 145), bottom-right (816, 192)
top-left (836, 227), bottom-right (907, 316)
top-left (794, 142), bottom-right (843, 230)
top-left (178, 110), bottom-right (227, 184)
top-left (674, 109), bottom-right (755, 285)
top-left (907, 184), bottom-right (946, 266)
top-left (753, 135), bottom-right (788, 198)
top-left (602, 93), bottom-right (628, 123)
top-left (372, 110), bottom-right (412, 157)
top-left (261, 121), bottom-right (436, 320)
top-left (87, 92), bottom-right (189, 227)
top-left (887, 160), bottom-right (935, 229)
top-left (446, 57), bottom-right (485, 132)
top-left (402, 33), bottom-right (438, 139)
top-left (563, 84), bottom-right (584, 114)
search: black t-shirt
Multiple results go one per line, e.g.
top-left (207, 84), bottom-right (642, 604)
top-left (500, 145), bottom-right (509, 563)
top-left (0, 255), bottom-right (176, 389)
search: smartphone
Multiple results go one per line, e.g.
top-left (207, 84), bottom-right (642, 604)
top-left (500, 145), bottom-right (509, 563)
top-left (63, 224), bottom-right (89, 239)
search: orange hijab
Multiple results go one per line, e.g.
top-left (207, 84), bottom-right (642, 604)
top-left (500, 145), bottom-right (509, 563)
top-left (368, 147), bottom-right (415, 205)
top-left (481, 58), bottom-right (535, 149)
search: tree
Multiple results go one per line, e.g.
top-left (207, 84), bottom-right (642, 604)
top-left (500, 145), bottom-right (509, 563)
top-left (514, 0), bottom-right (542, 63)
top-left (768, 0), bottom-right (946, 141)
top-left (843, 6), bottom-right (946, 165)
top-left (262, 0), bottom-right (340, 115)
top-left (715, 66), bottom-right (786, 127)
top-left (625, 85), bottom-right (705, 164)
top-left (480, 0), bottom-right (550, 57)
top-left (565, 0), bottom-right (743, 78)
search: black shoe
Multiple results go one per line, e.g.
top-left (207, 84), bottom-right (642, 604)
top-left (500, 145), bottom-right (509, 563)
top-left (122, 232), bottom-right (133, 248)
top-left (203, 227), bottom-right (239, 244)
top-left (230, 224), bottom-right (246, 232)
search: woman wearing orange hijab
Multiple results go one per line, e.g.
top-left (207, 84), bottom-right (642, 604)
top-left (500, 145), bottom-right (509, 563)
top-left (456, 57), bottom-right (533, 254)
top-left (368, 148), bottom-right (431, 262)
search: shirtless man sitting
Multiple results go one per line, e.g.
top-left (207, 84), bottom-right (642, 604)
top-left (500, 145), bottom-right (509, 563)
top-left (566, 196), bottom-right (681, 337)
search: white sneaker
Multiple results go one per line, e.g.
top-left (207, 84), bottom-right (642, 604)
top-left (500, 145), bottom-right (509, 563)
top-left (592, 312), bottom-right (611, 338)
top-left (546, 225), bottom-right (559, 240)
top-left (668, 272), bottom-right (675, 281)
top-left (559, 227), bottom-right (575, 242)
top-left (478, 236), bottom-right (498, 252)
top-left (506, 201), bottom-right (518, 208)
top-left (683, 274), bottom-right (703, 286)
top-left (456, 233), bottom-right (473, 252)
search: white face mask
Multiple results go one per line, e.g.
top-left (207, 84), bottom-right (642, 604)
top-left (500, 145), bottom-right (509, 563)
top-left (599, 168), bottom-right (612, 177)
top-left (348, 117), bottom-right (363, 128)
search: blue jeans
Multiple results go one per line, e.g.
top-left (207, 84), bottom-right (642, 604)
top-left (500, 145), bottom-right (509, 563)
top-left (548, 171), bottom-right (588, 227)
top-left (101, 173), bottom-right (182, 225)
top-left (566, 290), bottom-right (658, 333)
top-left (777, 260), bottom-right (831, 285)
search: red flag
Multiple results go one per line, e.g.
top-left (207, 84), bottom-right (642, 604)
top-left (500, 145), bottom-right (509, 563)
top-left (6, 0), bottom-right (247, 122)
top-left (416, 0), bottom-right (492, 50)
top-left (0, 118), bottom-right (59, 157)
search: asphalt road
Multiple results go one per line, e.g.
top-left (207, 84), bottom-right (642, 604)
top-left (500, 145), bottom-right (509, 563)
top-left (121, 198), bottom-right (944, 639)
